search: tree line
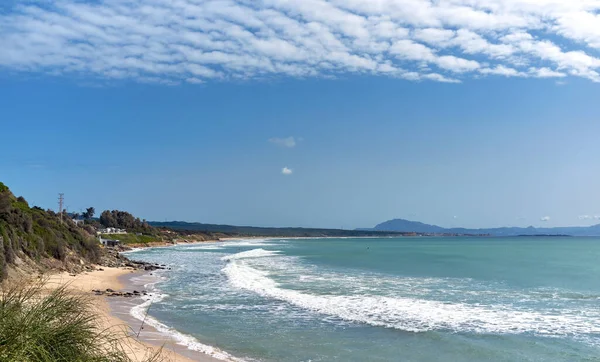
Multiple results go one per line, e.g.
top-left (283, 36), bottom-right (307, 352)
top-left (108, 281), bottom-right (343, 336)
top-left (73, 205), bottom-right (154, 235)
top-left (98, 210), bottom-right (154, 234)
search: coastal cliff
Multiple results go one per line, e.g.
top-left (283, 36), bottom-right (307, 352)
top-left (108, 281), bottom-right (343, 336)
top-left (0, 182), bottom-right (102, 280)
top-left (0, 181), bottom-right (223, 280)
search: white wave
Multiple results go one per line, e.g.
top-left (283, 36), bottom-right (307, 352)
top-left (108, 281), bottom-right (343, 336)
top-left (220, 239), bottom-right (278, 247)
top-left (121, 247), bottom-right (146, 254)
top-left (223, 258), bottom-right (600, 341)
top-left (127, 239), bottom-right (278, 255)
top-left (129, 275), bottom-right (245, 361)
top-left (234, 242), bottom-right (277, 247)
top-left (184, 245), bottom-right (225, 250)
top-left (177, 242), bottom-right (277, 252)
top-left (221, 248), bottom-right (280, 261)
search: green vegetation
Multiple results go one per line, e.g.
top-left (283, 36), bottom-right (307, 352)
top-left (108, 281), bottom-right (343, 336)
top-left (103, 234), bottom-right (161, 245)
top-left (0, 183), bottom-right (100, 279)
top-left (0, 279), bottom-right (163, 362)
top-left (82, 207), bottom-right (95, 220)
top-left (99, 210), bottom-right (154, 235)
top-left (98, 210), bottom-right (163, 244)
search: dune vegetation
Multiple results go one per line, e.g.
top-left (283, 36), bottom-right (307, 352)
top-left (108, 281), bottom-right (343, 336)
top-left (0, 279), bottom-right (163, 362)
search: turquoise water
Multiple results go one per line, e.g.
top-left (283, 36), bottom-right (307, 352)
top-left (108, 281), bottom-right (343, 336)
top-left (125, 237), bottom-right (600, 361)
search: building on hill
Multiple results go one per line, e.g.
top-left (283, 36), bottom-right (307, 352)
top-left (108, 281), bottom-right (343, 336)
top-left (99, 237), bottom-right (121, 247)
top-left (97, 227), bottom-right (127, 235)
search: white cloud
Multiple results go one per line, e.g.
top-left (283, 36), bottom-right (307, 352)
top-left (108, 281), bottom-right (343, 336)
top-left (578, 215), bottom-right (592, 220)
top-left (413, 28), bottom-right (456, 47)
top-left (453, 30), bottom-right (516, 58)
top-left (540, 216), bottom-right (551, 222)
top-left (186, 78), bottom-right (205, 84)
top-left (269, 137), bottom-right (298, 148)
top-left (435, 55), bottom-right (480, 73)
top-left (282, 167), bottom-right (293, 175)
top-left (530, 67), bottom-right (567, 78)
top-left (422, 73), bottom-right (461, 83)
top-left (389, 40), bottom-right (436, 62)
top-left (554, 11), bottom-right (600, 49)
top-left (480, 65), bottom-right (526, 77)
top-left (1, 0), bottom-right (600, 83)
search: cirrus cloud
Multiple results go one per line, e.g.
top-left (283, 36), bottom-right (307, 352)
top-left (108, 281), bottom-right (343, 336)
top-left (1, 0), bottom-right (600, 84)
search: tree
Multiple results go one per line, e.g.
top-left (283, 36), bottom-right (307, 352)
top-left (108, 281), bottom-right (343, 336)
top-left (82, 207), bottom-right (95, 220)
top-left (99, 210), bottom-right (117, 228)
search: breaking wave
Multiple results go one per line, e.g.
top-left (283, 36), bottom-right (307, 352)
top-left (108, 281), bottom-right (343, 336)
top-left (222, 248), bottom-right (281, 261)
top-left (129, 273), bottom-right (245, 361)
top-left (222, 249), bottom-right (600, 344)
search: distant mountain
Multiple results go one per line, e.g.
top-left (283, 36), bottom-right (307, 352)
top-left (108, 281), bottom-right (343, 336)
top-left (372, 219), bottom-right (446, 233)
top-left (367, 218), bottom-right (600, 236)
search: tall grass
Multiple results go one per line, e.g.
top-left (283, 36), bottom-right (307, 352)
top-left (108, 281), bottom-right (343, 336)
top-left (0, 280), bottom-right (164, 362)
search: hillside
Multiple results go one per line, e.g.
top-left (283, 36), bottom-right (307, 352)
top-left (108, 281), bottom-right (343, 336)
top-left (369, 218), bottom-right (600, 236)
top-left (0, 182), bottom-right (100, 279)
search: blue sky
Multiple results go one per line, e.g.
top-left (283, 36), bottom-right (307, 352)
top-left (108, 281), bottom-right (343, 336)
top-left (2, 0), bottom-right (600, 229)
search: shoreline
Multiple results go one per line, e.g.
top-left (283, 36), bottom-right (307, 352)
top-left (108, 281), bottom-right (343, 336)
top-left (47, 267), bottom-right (230, 362)
top-left (47, 236), bottom-right (403, 362)
top-left (121, 236), bottom-right (273, 252)
top-left (113, 269), bottom-right (239, 362)
top-left (47, 237), bottom-right (336, 362)
top-left (123, 234), bottom-right (402, 251)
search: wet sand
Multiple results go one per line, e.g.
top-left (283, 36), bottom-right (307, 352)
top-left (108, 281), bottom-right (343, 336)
top-left (47, 267), bottom-right (226, 362)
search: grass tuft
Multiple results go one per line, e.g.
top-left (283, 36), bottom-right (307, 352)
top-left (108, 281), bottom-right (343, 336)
top-left (0, 280), bottom-right (165, 362)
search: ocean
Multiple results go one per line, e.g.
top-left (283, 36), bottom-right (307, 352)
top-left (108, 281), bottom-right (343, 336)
top-left (123, 237), bottom-right (600, 361)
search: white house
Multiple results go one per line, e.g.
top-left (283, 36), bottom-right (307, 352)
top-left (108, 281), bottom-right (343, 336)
top-left (97, 227), bottom-right (127, 235)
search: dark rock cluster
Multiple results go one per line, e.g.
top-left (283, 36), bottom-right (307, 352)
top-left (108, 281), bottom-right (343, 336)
top-left (99, 248), bottom-right (171, 271)
top-left (92, 288), bottom-right (150, 298)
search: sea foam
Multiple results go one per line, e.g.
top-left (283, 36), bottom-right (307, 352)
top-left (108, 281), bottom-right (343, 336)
top-left (222, 248), bottom-right (280, 261)
top-left (223, 248), bottom-right (600, 343)
top-left (129, 271), bottom-right (245, 362)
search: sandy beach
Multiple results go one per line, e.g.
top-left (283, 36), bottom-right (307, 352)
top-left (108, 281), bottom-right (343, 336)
top-left (47, 267), bottom-right (224, 362)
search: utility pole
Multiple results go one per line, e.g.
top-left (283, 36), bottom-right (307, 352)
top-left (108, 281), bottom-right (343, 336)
top-left (58, 193), bottom-right (64, 224)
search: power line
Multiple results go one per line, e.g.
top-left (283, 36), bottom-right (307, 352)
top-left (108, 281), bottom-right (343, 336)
top-left (58, 193), bottom-right (64, 224)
